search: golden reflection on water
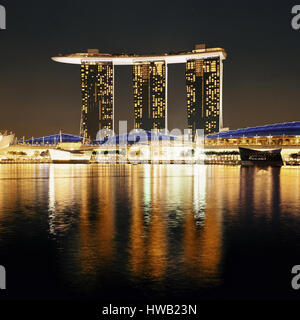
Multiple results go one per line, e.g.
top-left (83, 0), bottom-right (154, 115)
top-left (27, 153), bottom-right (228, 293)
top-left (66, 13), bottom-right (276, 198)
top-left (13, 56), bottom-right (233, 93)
top-left (78, 166), bottom-right (116, 278)
top-left (182, 165), bottom-right (222, 285)
top-left (1, 164), bottom-right (300, 287)
top-left (129, 167), bottom-right (146, 277)
top-left (145, 166), bottom-right (168, 280)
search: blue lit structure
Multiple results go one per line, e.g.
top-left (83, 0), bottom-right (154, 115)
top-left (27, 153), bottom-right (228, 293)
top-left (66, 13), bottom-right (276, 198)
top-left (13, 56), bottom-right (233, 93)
top-left (207, 122), bottom-right (300, 139)
top-left (95, 131), bottom-right (177, 145)
top-left (19, 131), bottom-right (177, 146)
top-left (19, 133), bottom-right (83, 145)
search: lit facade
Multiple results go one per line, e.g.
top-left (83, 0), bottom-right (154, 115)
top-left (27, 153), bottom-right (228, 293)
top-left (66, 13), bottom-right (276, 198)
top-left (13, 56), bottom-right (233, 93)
top-left (186, 57), bottom-right (222, 136)
top-left (80, 62), bottom-right (114, 140)
top-left (52, 46), bottom-right (226, 137)
top-left (133, 62), bottom-right (167, 131)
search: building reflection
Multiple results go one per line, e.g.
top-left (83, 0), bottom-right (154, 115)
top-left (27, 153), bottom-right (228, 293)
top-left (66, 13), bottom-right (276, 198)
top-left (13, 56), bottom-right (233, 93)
top-left (279, 167), bottom-right (299, 215)
top-left (47, 164), bottom-right (117, 282)
top-left (45, 164), bottom-right (286, 287)
top-left (0, 163), bottom-right (293, 291)
top-left (48, 164), bottom-right (83, 235)
top-left (239, 166), bottom-right (281, 221)
top-left (129, 165), bottom-right (168, 280)
top-left (182, 165), bottom-right (222, 285)
top-left (94, 166), bottom-right (116, 266)
top-left (0, 164), bottom-right (50, 220)
top-left (78, 166), bottom-right (116, 278)
top-left (128, 165), bottom-right (223, 285)
top-left (128, 166), bottom-right (146, 277)
top-left (146, 165), bottom-right (167, 280)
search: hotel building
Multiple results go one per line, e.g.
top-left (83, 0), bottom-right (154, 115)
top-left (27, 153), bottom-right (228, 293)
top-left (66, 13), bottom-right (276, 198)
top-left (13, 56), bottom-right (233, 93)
top-left (133, 61), bottom-right (166, 131)
top-left (186, 56), bottom-right (222, 136)
top-left (52, 45), bottom-right (226, 140)
top-left (80, 61), bottom-right (114, 140)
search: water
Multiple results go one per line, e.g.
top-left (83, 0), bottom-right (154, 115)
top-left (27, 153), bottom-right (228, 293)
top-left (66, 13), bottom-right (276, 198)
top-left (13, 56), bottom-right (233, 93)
top-left (0, 164), bottom-right (300, 301)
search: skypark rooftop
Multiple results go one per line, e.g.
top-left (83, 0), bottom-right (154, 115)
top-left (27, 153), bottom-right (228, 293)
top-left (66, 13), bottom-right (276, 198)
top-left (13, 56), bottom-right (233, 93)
top-left (52, 46), bottom-right (227, 65)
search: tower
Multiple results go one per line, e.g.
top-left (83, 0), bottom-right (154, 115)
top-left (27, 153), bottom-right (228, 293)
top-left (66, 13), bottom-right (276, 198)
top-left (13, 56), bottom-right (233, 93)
top-left (133, 61), bottom-right (167, 131)
top-left (80, 62), bottom-right (114, 140)
top-left (186, 56), bottom-right (223, 137)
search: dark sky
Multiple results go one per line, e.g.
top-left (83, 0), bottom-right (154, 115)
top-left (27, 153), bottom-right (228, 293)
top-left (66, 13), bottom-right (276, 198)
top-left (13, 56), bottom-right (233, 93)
top-left (0, 0), bottom-right (299, 137)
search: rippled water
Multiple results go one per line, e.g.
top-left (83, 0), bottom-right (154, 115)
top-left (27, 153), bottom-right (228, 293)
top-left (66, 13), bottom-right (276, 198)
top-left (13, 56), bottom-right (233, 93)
top-left (0, 164), bottom-right (300, 301)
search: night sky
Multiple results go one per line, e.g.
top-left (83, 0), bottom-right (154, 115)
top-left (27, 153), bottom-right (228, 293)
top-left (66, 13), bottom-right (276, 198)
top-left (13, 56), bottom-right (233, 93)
top-left (0, 0), bottom-right (299, 138)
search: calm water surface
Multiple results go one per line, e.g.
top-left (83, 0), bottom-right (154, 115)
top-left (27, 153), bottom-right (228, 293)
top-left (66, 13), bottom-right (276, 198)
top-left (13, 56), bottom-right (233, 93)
top-left (0, 164), bottom-right (300, 301)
